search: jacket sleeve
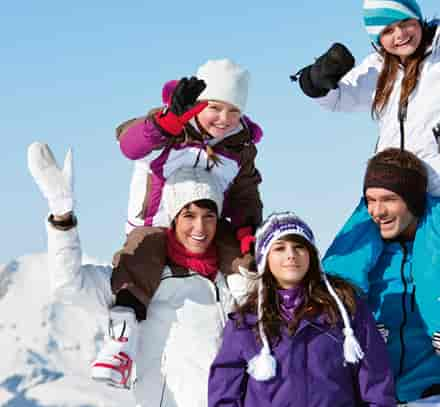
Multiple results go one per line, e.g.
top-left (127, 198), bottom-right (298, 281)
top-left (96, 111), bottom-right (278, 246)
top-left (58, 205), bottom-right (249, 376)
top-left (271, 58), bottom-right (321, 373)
top-left (208, 319), bottom-right (248, 407)
top-left (222, 144), bottom-right (263, 230)
top-left (46, 220), bottom-right (114, 314)
top-left (323, 198), bottom-right (384, 293)
top-left (111, 226), bottom-right (167, 306)
top-left (315, 53), bottom-right (382, 113)
top-left (355, 299), bottom-right (397, 406)
top-left (118, 116), bottom-right (169, 161)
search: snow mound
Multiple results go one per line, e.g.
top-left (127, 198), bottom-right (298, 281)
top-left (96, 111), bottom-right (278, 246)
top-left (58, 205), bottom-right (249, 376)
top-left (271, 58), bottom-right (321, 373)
top-left (0, 253), bottom-right (135, 406)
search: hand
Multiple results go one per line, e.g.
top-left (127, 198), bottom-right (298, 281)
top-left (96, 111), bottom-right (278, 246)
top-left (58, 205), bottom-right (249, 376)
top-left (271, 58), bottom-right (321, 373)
top-left (155, 76), bottom-right (208, 135)
top-left (299, 43), bottom-right (355, 98)
top-left (28, 142), bottom-right (74, 216)
top-left (376, 323), bottom-right (389, 344)
top-left (433, 331), bottom-right (440, 355)
top-left (236, 226), bottom-right (256, 255)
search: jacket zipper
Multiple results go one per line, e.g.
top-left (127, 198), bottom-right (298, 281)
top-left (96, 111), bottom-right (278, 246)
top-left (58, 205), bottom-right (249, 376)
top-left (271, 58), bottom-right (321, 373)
top-left (158, 271), bottom-right (225, 406)
top-left (398, 242), bottom-right (408, 376)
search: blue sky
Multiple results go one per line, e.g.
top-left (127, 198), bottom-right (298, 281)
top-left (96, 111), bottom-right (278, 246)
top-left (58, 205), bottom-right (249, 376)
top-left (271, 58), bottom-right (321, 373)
top-left (2, 1), bottom-right (438, 264)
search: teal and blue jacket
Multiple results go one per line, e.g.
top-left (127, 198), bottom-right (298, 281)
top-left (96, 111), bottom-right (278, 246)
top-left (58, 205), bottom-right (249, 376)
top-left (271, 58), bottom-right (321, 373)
top-left (323, 195), bottom-right (440, 402)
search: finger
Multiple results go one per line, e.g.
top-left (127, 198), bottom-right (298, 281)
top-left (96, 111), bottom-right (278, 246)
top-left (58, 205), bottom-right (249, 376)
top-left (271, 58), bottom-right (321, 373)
top-left (28, 142), bottom-right (60, 176)
top-left (62, 147), bottom-right (74, 192)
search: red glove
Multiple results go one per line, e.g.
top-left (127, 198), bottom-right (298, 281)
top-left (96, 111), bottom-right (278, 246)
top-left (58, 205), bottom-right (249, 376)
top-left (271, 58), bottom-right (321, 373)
top-left (236, 226), bottom-right (256, 255)
top-left (155, 102), bottom-right (207, 135)
top-left (155, 76), bottom-right (208, 136)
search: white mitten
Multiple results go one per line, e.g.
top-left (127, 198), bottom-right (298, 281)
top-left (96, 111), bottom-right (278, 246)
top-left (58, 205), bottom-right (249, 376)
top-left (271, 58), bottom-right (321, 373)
top-left (28, 142), bottom-right (74, 216)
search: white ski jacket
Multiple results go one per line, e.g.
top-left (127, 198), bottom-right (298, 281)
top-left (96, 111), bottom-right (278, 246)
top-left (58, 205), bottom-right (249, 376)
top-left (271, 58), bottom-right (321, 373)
top-left (316, 23), bottom-right (440, 194)
top-left (47, 222), bottom-right (249, 407)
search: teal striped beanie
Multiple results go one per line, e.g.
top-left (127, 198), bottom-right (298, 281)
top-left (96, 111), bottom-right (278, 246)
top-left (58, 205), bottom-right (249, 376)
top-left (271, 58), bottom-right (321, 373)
top-left (363, 0), bottom-right (423, 44)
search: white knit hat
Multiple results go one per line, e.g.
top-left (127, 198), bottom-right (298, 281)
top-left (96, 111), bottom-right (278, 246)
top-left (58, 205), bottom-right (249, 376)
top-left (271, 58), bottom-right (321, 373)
top-left (244, 212), bottom-right (364, 382)
top-left (196, 59), bottom-right (250, 112)
top-left (162, 167), bottom-right (224, 224)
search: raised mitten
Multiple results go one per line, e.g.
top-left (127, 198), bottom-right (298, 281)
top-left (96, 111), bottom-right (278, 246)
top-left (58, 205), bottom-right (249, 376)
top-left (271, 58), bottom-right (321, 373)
top-left (27, 142), bottom-right (74, 216)
top-left (298, 43), bottom-right (355, 98)
top-left (155, 76), bottom-right (208, 135)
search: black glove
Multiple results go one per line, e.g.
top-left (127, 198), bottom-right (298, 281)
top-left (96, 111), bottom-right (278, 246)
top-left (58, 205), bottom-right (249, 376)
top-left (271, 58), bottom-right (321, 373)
top-left (156, 76), bottom-right (207, 135)
top-left (169, 76), bottom-right (206, 115)
top-left (433, 331), bottom-right (440, 355)
top-left (298, 43), bottom-right (355, 98)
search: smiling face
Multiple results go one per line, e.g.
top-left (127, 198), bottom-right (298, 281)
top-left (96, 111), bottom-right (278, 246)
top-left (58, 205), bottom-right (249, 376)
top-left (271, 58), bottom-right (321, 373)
top-left (174, 202), bottom-right (217, 254)
top-left (267, 237), bottom-right (310, 289)
top-left (196, 100), bottom-right (241, 138)
top-left (365, 187), bottom-right (418, 240)
top-left (380, 18), bottom-right (423, 62)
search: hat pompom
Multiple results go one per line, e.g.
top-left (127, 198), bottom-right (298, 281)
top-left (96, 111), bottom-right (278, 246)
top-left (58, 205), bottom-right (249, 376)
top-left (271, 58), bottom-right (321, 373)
top-left (343, 328), bottom-right (365, 364)
top-left (247, 346), bottom-right (277, 381)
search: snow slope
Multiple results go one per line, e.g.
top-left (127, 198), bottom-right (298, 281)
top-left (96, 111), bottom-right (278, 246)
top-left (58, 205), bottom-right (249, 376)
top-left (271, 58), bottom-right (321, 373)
top-left (0, 253), bottom-right (136, 406)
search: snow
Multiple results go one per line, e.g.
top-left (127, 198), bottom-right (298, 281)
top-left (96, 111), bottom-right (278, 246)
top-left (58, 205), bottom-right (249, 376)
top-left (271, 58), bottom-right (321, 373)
top-left (0, 254), bottom-right (136, 406)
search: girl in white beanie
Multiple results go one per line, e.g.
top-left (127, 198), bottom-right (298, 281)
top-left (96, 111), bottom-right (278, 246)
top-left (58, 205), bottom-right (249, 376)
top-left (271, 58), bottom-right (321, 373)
top-left (97, 59), bottom-right (264, 387)
top-left (208, 212), bottom-right (396, 406)
top-left (294, 0), bottom-right (440, 195)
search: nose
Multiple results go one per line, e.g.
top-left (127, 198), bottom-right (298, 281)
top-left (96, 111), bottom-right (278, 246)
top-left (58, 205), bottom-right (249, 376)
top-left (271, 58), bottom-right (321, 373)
top-left (394, 26), bottom-right (405, 40)
top-left (369, 201), bottom-right (386, 218)
top-left (219, 110), bottom-right (229, 123)
top-left (193, 216), bottom-right (205, 233)
top-left (285, 246), bottom-right (296, 259)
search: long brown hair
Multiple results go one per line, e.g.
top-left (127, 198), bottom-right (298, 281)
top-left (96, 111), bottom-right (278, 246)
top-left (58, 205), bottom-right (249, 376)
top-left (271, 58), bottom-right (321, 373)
top-left (372, 21), bottom-right (436, 119)
top-left (236, 235), bottom-right (358, 345)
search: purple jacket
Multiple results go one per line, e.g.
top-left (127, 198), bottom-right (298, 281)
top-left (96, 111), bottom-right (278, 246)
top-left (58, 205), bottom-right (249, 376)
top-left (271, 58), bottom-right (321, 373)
top-left (208, 299), bottom-right (396, 407)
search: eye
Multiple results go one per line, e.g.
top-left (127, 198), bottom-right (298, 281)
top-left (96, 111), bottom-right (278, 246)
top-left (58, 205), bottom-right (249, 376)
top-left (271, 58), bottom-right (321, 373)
top-left (209, 105), bottom-right (220, 111)
top-left (271, 244), bottom-right (285, 252)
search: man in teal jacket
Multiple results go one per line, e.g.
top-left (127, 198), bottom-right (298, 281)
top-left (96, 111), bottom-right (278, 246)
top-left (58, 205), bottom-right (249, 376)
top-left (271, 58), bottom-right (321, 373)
top-left (323, 148), bottom-right (440, 404)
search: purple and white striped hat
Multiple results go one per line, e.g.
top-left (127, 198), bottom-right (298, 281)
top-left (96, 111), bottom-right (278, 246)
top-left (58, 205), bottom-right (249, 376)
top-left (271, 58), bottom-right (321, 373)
top-left (246, 212), bottom-right (364, 382)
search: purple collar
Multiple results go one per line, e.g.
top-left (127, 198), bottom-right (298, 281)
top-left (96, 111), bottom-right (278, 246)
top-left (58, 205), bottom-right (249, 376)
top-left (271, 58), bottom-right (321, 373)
top-left (277, 285), bottom-right (304, 322)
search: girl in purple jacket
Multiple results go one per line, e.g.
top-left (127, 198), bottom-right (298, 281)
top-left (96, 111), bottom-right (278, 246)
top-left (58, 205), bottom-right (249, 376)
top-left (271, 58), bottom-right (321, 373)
top-left (208, 212), bottom-right (396, 407)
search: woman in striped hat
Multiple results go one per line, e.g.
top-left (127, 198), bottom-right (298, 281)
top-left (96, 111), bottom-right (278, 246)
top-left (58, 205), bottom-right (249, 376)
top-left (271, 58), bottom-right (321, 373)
top-left (295, 0), bottom-right (440, 196)
top-left (208, 212), bottom-right (396, 406)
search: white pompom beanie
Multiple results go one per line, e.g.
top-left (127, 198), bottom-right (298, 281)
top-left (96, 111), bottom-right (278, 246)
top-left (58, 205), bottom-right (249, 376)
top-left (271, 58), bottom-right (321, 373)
top-left (245, 212), bottom-right (365, 382)
top-left (196, 59), bottom-right (250, 112)
top-left (162, 167), bottom-right (224, 224)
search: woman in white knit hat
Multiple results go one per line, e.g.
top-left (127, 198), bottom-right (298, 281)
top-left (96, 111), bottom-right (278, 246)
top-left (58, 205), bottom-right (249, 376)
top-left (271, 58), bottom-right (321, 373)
top-left (208, 212), bottom-right (396, 406)
top-left (294, 0), bottom-right (440, 195)
top-left (28, 141), bottom-right (249, 406)
top-left (95, 58), bottom-right (264, 386)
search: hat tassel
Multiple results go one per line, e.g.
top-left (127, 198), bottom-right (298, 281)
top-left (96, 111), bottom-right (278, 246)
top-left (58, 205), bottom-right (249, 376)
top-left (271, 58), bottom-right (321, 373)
top-left (343, 327), bottom-right (365, 364)
top-left (247, 279), bottom-right (277, 381)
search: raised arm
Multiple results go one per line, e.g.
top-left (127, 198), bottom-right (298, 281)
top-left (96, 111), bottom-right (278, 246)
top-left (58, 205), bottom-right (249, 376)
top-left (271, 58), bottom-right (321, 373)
top-left (28, 142), bottom-right (113, 313)
top-left (294, 43), bottom-right (381, 113)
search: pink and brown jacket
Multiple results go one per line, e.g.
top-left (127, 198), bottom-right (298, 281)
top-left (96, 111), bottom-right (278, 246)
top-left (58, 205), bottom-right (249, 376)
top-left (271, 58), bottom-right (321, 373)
top-left (117, 112), bottom-right (264, 232)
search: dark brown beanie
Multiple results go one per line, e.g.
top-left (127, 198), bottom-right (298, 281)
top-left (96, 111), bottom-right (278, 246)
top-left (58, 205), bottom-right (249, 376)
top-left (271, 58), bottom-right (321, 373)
top-left (363, 162), bottom-right (427, 217)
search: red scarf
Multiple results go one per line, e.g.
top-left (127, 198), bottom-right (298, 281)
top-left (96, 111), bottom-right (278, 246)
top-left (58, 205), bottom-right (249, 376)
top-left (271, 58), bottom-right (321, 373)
top-left (166, 229), bottom-right (218, 281)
